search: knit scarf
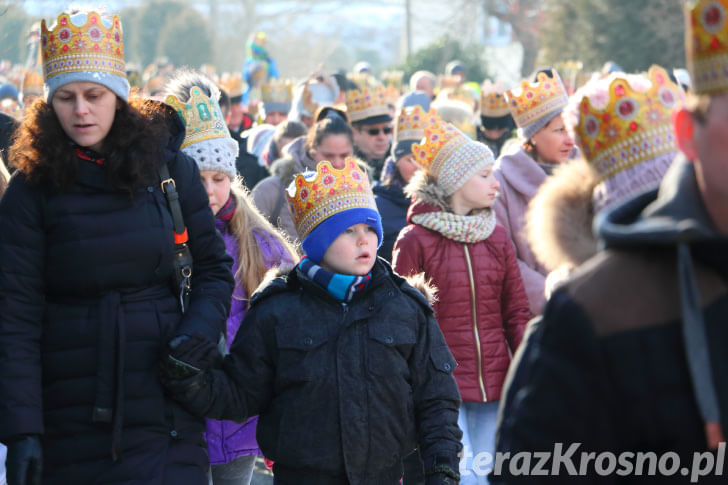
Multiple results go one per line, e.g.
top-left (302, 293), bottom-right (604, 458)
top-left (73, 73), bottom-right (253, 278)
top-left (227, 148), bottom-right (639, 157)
top-left (412, 209), bottom-right (497, 243)
top-left (216, 195), bottom-right (236, 222)
top-left (298, 257), bottom-right (371, 303)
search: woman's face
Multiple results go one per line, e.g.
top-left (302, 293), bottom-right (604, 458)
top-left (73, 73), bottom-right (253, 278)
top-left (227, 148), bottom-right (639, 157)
top-left (312, 133), bottom-right (353, 169)
top-left (199, 170), bottom-right (232, 215)
top-left (530, 114), bottom-right (574, 164)
top-left (51, 82), bottom-right (120, 153)
top-left (396, 153), bottom-right (419, 183)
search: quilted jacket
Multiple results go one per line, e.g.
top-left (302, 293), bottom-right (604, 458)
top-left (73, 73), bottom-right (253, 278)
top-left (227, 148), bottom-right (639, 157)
top-left (392, 173), bottom-right (530, 402)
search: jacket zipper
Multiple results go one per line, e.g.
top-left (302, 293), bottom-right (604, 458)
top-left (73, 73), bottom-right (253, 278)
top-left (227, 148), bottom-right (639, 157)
top-left (463, 245), bottom-right (487, 402)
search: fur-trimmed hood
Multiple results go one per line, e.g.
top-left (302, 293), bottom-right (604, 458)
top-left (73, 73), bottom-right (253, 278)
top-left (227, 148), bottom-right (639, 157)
top-left (404, 170), bottom-right (452, 221)
top-left (525, 157), bottom-right (599, 272)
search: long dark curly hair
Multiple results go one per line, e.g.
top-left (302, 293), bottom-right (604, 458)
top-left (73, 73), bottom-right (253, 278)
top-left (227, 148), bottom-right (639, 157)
top-left (10, 94), bottom-right (173, 194)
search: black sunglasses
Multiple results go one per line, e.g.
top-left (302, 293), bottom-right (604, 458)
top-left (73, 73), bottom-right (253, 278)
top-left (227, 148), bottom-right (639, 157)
top-left (365, 126), bottom-right (393, 136)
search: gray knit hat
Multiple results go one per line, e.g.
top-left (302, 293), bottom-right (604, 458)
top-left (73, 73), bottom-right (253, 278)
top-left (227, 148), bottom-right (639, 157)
top-left (506, 70), bottom-right (568, 141)
top-left (41, 11), bottom-right (130, 102)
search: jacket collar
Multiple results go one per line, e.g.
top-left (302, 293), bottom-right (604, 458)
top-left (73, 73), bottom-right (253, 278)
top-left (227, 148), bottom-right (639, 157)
top-left (494, 147), bottom-right (547, 200)
top-left (597, 155), bottom-right (725, 248)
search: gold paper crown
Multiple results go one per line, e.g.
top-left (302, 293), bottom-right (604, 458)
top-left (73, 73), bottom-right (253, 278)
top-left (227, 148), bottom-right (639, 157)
top-left (412, 118), bottom-right (470, 175)
top-left (261, 79), bottom-right (293, 104)
top-left (41, 12), bottom-right (125, 82)
top-left (381, 70), bottom-right (403, 89)
top-left (383, 84), bottom-right (399, 107)
top-left (219, 73), bottom-right (243, 98)
top-left (575, 65), bottom-right (684, 182)
top-left (287, 158), bottom-right (377, 240)
top-left (165, 86), bottom-right (229, 149)
top-left (395, 105), bottom-right (439, 143)
top-left (686, 0), bottom-right (728, 94)
top-left (21, 70), bottom-right (44, 97)
top-left (345, 85), bottom-right (391, 122)
top-left (505, 71), bottom-right (569, 129)
top-left (480, 81), bottom-right (510, 117)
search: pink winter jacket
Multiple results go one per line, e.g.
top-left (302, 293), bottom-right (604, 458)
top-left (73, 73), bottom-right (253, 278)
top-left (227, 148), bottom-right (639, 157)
top-left (493, 148), bottom-right (549, 315)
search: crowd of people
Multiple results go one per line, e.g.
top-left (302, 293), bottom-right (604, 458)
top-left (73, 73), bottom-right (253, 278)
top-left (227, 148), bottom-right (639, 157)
top-left (0, 1), bottom-right (727, 484)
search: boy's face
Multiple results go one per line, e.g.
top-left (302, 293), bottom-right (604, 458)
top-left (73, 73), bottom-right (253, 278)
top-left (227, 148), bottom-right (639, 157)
top-left (320, 223), bottom-right (378, 276)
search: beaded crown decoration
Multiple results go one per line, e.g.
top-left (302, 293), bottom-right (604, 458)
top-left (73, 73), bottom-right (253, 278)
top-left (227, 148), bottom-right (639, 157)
top-left (345, 85), bottom-right (390, 122)
top-left (505, 71), bottom-right (569, 128)
top-left (574, 65), bottom-right (685, 182)
top-left (395, 105), bottom-right (439, 143)
top-left (165, 86), bottom-right (229, 149)
top-left (686, 0), bottom-right (728, 94)
top-left (261, 79), bottom-right (293, 104)
top-left (287, 158), bottom-right (377, 240)
top-left (41, 12), bottom-right (125, 82)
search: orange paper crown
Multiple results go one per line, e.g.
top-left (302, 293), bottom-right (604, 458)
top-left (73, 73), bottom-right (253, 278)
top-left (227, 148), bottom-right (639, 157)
top-left (219, 73), bottom-right (243, 98)
top-left (345, 85), bottom-right (391, 122)
top-left (21, 69), bottom-right (44, 97)
top-left (287, 158), bottom-right (377, 240)
top-left (686, 0), bottom-right (728, 94)
top-left (41, 12), bottom-right (125, 82)
top-left (395, 105), bottom-right (439, 143)
top-left (575, 66), bottom-right (685, 182)
top-left (505, 71), bottom-right (569, 129)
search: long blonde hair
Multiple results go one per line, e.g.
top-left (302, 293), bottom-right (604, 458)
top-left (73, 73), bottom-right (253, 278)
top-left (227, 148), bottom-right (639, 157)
top-left (0, 156), bottom-right (10, 197)
top-left (228, 179), bottom-right (300, 296)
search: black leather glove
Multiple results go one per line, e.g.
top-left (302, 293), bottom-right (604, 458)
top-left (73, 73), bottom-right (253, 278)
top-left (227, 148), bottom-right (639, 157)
top-left (164, 334), bottom-right (221, 379)
top-left (425, 460), bottom-right (460, 485)
top-left (7, 435), bottom-right (43, 485)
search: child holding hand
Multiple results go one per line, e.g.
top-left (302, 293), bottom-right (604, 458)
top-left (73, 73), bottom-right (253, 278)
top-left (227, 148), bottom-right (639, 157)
top-left (162, 157), bottom-right (463, 485)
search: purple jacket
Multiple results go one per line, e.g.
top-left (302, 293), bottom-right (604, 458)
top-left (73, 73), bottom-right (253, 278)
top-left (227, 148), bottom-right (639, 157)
top-left (206, 221), bottom-right (295, 465)
top-left (493, 148), bottom-right (549, 315)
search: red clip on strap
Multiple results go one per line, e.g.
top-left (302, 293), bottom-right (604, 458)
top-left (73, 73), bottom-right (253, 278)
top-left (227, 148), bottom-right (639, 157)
top-left (174, 228), bottom-right (189, 245)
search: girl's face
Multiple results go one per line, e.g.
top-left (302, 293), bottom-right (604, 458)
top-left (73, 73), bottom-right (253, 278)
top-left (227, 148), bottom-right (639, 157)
top-left (51, 81), bottom-right (120, 152)
top-left (396, 153), bottom-right (419, 183)
top-left (450, 165), bottom-right (500, 215)
top-left (312, 134), bottom-right (353, 169)
top-left (530, 114), bottom-right (575, 164)
top-left (200, 170), bottom-right (231, 215)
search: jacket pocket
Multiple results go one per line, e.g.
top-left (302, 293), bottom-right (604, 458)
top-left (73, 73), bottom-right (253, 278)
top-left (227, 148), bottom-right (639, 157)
top-left (275, 324), bottom-right (329, 381)
top-left (367, 322), bottom-right (417, 376)
top-left (430, 345), bottom-right (457, 374)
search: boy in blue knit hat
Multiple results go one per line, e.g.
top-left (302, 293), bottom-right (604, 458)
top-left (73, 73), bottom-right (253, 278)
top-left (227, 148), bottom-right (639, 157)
top-left (162, 157), bottom-right (463, 485)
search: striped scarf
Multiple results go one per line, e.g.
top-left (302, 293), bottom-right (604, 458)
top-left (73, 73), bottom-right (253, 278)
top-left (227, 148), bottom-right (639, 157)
top-left (298, 257), bottom-right (371, 303)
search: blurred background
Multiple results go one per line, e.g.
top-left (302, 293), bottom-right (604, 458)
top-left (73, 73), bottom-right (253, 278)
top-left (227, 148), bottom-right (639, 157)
top-left (0, 0), bottom-right (685, 88)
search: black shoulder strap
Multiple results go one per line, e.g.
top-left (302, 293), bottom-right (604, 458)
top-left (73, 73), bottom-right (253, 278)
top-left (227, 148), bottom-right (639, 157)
top-left (158, 162), bottom-right (188, 243)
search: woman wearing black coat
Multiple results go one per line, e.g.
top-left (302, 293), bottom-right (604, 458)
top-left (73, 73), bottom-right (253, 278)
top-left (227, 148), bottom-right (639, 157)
top-left (0, 9), bottom-right (234, 485)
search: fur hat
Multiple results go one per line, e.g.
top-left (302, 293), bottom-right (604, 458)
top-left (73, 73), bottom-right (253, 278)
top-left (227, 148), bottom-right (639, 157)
top-left (287, 159), bottom-right (383, 263)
